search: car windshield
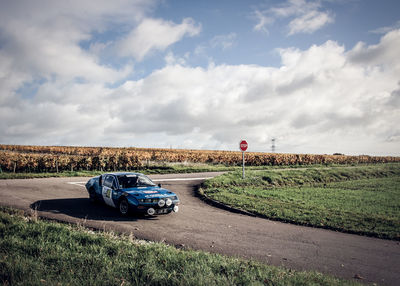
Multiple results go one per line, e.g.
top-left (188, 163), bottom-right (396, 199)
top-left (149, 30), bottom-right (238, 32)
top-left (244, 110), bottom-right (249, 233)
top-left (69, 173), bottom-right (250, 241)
top-left (117, 174), bottom-right (156, 188)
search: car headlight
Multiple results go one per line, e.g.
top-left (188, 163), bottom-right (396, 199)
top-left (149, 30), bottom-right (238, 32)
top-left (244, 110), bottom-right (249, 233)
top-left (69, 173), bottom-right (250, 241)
top-left (158, 199), bottom-right (165, 207)
top-left (165, 198), bottom-right (172, 207)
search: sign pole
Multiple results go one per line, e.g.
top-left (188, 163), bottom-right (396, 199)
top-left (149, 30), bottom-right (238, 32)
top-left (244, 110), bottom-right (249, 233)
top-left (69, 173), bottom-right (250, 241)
top-left (239, 140), bottom-right (248, 179)
top-left (242, 151), bottom-right (245, 179)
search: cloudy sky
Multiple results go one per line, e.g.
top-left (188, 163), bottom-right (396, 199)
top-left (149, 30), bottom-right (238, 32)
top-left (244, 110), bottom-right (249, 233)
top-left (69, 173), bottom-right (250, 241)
top-left (1, 0), bottom-right (399, 156)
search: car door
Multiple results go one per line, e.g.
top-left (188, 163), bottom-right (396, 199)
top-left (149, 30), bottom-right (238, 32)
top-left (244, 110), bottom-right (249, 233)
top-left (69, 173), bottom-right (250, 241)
top-left (102, 175), bottom-right (116, 208)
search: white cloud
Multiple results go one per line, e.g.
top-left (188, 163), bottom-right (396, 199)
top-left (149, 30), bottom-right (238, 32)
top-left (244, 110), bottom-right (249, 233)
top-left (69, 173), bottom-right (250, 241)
top-left (91, 30), bottom-right (399, 155)
top-left (117, 18), bottom-right (201, 61)
top-left (348, 29), bottom-right (400, 69)
top-left (0, 0), bottom-right (153, 111)
top-left (210, 33), bottom-right (237, 50)
top-left (0, 1), bottom-right (399, 156)
top-left (254, 0), bottom-right (334, 35)
top-left (164, 52), bottom-right (187, 66)
top-left (0, 0), bottom-right (151, 144)
top-left (288, 10), bottom-right (334, 35)
top-left (253, 10), bottom-right (273, 33)
top-left (270, 0), bottom-right (320, 17)
top-left (0, 0), bottom-right (153, 77)
top-left (2, 28), bottom-right (400, 154)
top-left (369, 20), bottom-right (400, 34)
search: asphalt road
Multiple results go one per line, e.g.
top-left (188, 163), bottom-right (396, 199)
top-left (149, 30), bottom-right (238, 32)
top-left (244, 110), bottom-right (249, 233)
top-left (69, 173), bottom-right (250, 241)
top-left (1, 173), bottom-right (399, 285)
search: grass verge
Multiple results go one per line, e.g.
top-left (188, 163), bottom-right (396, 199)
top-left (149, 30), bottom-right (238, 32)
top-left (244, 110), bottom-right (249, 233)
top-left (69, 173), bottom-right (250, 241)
top-left (0, 163), bottom-right (234, 179)
top-left (0, 207), bottom-right (358, 286)
top-left (201, 164), bottom-right (400, 240)
top-left (0, 162), bottom-right (390, 179)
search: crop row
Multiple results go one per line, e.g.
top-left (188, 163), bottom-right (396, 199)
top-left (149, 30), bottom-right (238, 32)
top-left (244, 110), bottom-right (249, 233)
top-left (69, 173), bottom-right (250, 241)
top-left (0, 151), bottom-right (142, 173)
top-left (0, 144), bottom-right (399, 173)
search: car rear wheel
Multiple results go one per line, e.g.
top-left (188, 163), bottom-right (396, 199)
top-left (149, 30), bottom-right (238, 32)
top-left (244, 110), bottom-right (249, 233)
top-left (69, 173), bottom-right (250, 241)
top-left (88, 188), bottom-right (96, 203)
top-left (119, 198), bottom-right (130, 216)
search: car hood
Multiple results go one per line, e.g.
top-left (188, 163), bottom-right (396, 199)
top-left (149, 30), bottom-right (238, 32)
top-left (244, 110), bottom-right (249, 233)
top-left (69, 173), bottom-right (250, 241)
top-left (123, 187), bottom-right (176, 198)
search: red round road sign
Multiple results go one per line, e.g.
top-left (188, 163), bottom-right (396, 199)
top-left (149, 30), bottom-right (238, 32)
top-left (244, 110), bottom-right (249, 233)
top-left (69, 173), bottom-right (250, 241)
top-left (239, 140), bottom-right (248, 152)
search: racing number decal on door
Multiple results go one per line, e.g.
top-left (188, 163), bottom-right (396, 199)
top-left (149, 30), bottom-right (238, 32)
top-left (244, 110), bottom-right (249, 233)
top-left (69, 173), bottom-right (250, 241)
top-left (102, 186), bottom-right (116, 208)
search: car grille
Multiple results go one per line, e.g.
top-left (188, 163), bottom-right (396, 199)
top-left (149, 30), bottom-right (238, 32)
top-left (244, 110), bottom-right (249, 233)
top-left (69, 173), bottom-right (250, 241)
top-left (139, 196), bottom-right (178, 203)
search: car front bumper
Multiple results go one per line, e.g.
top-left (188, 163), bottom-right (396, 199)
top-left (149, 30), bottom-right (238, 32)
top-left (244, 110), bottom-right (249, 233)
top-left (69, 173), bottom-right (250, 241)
top-left (134, 204), bottom-right (179, 215)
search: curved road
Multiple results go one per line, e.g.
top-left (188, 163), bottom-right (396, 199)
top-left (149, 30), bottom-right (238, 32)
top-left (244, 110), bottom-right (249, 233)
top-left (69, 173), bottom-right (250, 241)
top-left (0, 173), bottom-right (399, 285)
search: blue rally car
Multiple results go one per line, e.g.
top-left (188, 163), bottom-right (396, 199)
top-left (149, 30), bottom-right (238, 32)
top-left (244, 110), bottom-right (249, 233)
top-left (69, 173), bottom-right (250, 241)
top-left (85, 172), bottom-right (180, 216)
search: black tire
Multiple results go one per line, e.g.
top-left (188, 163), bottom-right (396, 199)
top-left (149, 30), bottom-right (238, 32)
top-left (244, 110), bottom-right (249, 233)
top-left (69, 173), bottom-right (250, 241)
top-left (119, 198), bottom-right (130, 216)
top-left (88, 188), bottom-right (96, 203)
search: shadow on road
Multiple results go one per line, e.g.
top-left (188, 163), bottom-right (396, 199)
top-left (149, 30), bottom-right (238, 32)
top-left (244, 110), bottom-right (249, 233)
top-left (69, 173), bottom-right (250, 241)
top-left (30, 198), bottom-right (157, 222)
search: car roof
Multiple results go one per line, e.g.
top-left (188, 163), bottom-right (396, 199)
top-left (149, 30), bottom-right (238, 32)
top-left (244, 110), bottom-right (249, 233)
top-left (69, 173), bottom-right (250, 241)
top-left (104, 172), bottom-right (144, 176)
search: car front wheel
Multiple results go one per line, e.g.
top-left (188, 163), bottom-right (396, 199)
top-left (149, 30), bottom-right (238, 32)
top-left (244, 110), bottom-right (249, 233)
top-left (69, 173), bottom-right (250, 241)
top-left (88, 188), bottom-right (96, 203)
top-left (119, 198), bottom-right (130, 216)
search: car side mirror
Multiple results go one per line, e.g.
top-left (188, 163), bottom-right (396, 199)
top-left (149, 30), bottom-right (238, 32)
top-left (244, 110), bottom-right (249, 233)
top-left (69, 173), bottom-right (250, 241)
top-left (158, 183), bottom-right (162, 188)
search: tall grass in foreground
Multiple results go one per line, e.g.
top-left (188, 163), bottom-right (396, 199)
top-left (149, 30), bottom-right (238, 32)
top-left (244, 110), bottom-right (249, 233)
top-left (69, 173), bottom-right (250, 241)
top-left (201, 164), bottom-right (400, 239)
top-left (0, 207), bottom-right (358, 286)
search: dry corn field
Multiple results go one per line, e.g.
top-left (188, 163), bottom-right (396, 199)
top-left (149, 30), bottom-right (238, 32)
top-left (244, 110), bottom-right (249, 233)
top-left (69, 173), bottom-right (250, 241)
top-left (0, 144), bottom-right (399, 173)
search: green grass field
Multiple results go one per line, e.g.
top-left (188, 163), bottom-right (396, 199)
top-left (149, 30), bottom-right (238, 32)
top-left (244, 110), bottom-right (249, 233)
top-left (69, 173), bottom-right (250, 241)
top-left (0, 161), bottom-right (381, 180)
top-left (201, 164), bottom-right (400, 239)
top-left (0, 207), bottom-right (358, 286)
